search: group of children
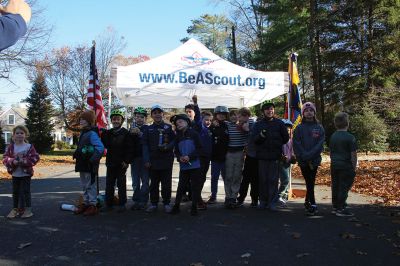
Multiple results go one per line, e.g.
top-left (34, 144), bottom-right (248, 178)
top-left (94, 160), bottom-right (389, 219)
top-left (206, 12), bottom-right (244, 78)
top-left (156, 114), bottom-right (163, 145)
top-left (3, 96), bottom-right (358, 218)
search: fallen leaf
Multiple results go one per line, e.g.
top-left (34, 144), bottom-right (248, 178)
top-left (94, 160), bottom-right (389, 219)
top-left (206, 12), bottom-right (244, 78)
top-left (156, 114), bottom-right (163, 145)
top-left (241, 253), bottom-right (251, 258)
top-left (392, 220), bottom-right (400, 224)
top-left (356, 250), bottom-right (367, 255)
top-left (296, 253), bottom-right (310, 258)
top-left (355, 223), bottom-right (363, 227)
top-left (84, 249), bottom-right (99, 254)
top-left (190, 263), bottom-right (204, 266)
top-left (158, 236), bottom-right (168, 241)
top-left (341, 233), bottom-right (356, 239)
top-left (78, 241), bottom-right (87, 244)
top-left (348, 217), bottom-right (360, 222)
top-left (283, 224), bottom-right (290, 227)
top-left (396, 230), bottom-right (400, 238)
top-left (292, 232), bottom-right (301, 239)
top-left (17, 242), bottom-right (32, 249)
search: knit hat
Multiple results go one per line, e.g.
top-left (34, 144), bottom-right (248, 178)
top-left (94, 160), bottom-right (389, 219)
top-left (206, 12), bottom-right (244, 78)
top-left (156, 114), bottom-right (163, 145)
top-left (80, 110), bottom-right (96, 126)
top-left (301, 102), bottom-right (316, 115)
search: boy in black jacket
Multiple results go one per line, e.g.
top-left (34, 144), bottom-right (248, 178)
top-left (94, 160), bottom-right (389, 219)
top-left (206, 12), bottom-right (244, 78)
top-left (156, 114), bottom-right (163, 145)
top-left (252, 102), bottom-right (289, 211)
top-left (101, 109), bottom-right (134, 212)
top-left (207, 106), bottom-right (229, 204)
top-left (142, 105), bottom-right (176, 213)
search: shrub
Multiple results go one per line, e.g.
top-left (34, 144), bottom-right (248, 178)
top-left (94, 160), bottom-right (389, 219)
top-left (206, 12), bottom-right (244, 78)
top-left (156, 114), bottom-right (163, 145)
top-left (350, 107), bottom-right (389, 152)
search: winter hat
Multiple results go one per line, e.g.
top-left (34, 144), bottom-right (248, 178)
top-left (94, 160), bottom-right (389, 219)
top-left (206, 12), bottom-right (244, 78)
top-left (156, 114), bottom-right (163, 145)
top-left (170, 114), bottom-right (191, 126)
top-left (301, 102), bottom-right (316, 115)
top-left (80, 110), bottom-right (96, 126)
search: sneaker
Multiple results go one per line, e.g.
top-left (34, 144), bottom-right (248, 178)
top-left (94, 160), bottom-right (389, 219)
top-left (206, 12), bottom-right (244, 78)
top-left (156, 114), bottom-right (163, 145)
top-left (146, 204), bottom-right (158, 213)
top-left (197, 201), bottom-right (207, 210)
top-left (7, 208), bottom-right (19, 219)
top-left (306, 205), bottom-right (318, 216)
top-left (258, 202), bottom-right (267, 210)
top-left (190, 207), bottom-right (198, 216)
top-left (21, 207), bottom-right (34, 218)
top-left (235, 200), bottom-right (244, 208)
top-left (331, 208), bottom-right (338, 215)
top-left (164, 204), bottom-right (173, 213)
top-left (117, 205), bottom-right (126, 213)
top-left (170, 205), bottom-right (180, 215)
top-left (250, 201), bottom-right (258, 208)
top-left (130, 202), bottom-right (140, 211)
top-left (207, 197), bottom-right (216, 204)
top-left (83, 205), bottom-right (98, 216)
top-left (74, 204), bottom-right (88, 215)
top-left (182, 194), bottom-right (190, 202)
top-left (304, 201), bottom-right (312, 211)
top-left (277, 198), bottom-right (287, 208)
top-left (336, 209), bottom-right (354, 217)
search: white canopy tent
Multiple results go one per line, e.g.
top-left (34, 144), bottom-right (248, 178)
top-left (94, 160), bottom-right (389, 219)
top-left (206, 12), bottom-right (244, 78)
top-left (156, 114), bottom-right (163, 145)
top-left (114, 38), bottom-right (289, 109)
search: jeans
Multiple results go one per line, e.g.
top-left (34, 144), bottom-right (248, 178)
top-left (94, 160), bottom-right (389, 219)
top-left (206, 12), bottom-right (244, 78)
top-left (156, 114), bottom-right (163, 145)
top-left (105, 166), bottom-right (128, 207)
top-left (278, 162), bottom-right (291, 200)
top-left (210, 161), bottom-right (225, 199)
top-left (331, 168), bottom-right (355, 209)
top-left (149, 168), bottom-right (172, 205)
top-left (258, 160), bottom-right (279, 207)
top-left (299, 164), bottom-right (319, 205)
top-left (80, 172), bottom-right (97, 206)
top-left (131, 157), bottom-right (149, 205)
top-left (238, 156), bottom-right (259, 203)
top-left (12, 176), bottom-right (31, 208)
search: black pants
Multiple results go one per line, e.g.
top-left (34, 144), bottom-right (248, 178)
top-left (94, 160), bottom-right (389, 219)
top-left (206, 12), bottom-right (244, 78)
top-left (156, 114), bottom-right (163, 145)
top-left (105, 166), bottom-right (127, 206)
top-left (238, 156), bottom-right (259, 203)
top-left (12, 176), bottom-right (31, 208)
top-left (149, 168), bottom-right (172, 205)
top-left (331, 168), bottom-right (355, 209)
top-left (299, 164), bottom-right (318, 205)
top-left (199, 157), bottom-right (211, 199)
top-left (175, 168), bottom-right (201, 208)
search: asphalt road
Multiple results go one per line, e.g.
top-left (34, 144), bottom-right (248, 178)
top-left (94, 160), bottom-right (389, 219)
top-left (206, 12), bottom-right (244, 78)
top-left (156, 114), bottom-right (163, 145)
top-left (0, 164), bottom-right (399, 266)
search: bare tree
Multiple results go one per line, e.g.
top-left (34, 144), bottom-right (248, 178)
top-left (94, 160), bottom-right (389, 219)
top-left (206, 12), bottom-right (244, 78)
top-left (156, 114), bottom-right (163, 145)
top-left (43, 27), bottom-right (127, 130)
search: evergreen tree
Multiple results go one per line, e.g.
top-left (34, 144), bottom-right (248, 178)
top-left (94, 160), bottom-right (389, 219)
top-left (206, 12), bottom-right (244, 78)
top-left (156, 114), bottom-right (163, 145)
top-left (0, 125), bottom-right (5, 153)
top-left (25, 72), bottom-right (54, 153)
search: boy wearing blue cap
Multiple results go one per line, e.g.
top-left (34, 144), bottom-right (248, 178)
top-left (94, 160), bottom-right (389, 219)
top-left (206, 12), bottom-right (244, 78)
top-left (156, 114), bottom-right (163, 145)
top-left (142, 105), bottom-right (176, 213)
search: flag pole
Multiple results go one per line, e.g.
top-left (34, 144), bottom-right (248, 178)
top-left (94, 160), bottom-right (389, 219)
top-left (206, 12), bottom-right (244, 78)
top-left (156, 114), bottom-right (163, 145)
top-left (288, 53), bottom-right (294, 199)
top-left (91, 40), bottom-right (100, 197)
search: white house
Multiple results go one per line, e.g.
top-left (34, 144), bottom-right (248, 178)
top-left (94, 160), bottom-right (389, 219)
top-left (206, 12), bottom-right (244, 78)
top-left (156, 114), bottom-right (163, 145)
top-left (0, 103), bottom-right (73, 145)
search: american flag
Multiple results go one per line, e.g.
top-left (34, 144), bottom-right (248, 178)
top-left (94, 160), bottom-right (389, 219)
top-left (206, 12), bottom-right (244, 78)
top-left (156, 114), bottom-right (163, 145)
top-left (87, 43), bottom-right (107, 129)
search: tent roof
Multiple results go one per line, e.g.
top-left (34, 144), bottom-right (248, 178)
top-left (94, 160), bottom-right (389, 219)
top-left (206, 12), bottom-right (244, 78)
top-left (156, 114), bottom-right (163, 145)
top-left (114, 38), bottom-right (289, 109)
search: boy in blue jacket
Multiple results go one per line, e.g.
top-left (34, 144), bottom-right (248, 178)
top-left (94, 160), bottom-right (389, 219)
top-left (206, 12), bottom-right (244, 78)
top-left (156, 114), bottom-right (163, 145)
top-left (170, 114), bottom-right (202, 216)
top-left (73, 110), bottom-right (104, 216)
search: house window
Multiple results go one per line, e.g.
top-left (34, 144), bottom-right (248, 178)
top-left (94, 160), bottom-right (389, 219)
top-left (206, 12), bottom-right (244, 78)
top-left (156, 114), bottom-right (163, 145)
top-left (8, 114), bottom-right (15, 125)
top-left (4, 132), bottom-right (12, 144)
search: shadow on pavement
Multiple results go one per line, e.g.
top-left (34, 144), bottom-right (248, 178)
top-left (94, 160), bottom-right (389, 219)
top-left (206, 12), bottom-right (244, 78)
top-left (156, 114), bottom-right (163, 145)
top-left (0, 177), bottom-right (399, 266)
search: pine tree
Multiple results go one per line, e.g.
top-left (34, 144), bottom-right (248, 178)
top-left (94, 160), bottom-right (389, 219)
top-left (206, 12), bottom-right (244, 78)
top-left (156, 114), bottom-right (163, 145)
top-left (0, 125), bottom-right (5, 153)
top-left (25, 72), bottom-right (54, 153)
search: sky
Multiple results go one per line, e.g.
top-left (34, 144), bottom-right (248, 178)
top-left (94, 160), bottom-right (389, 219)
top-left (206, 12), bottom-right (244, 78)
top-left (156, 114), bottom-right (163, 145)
top-left (0, 0), bottom-right (226, 108)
